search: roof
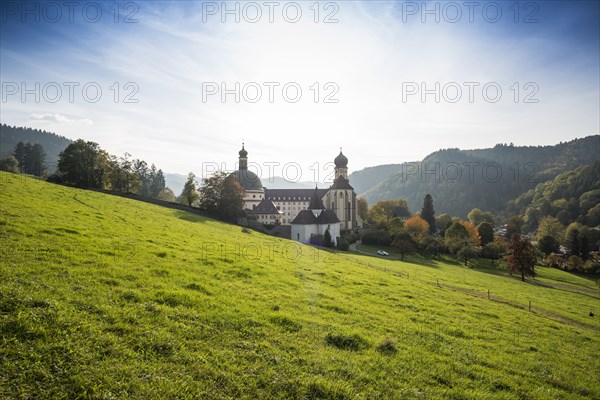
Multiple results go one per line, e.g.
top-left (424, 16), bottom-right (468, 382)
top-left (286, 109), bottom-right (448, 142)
top-left (246, 199), bottom-right (281, 214)
top-left (290, 209), bottom-right (340, 225)
top-left (329, 176), bottom-right (354, 190)
top-left (308, 187), bottom-right (325, 210)
top-left (334, 151), bottom-right (348, 167)
top-left (229, 169), bottom-right (263, 191)
top-left (265, 188), bottom-right (328, 202)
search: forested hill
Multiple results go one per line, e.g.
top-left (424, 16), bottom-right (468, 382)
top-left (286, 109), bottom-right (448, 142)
top-left (361, 135), bottom-right (599, 218)
top-left (348, 163), bottom-right (405, 195)
top-left (0, 124), bottom-right (72, 169)
top-left (508, 161), bottom-right (600, 231)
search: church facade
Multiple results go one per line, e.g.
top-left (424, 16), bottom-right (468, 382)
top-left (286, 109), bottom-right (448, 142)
top-left (229, 145), bottom-right (362, 238)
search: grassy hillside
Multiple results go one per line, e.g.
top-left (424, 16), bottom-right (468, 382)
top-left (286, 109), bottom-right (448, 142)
top-left (1, 172), bottom-right (599, 399)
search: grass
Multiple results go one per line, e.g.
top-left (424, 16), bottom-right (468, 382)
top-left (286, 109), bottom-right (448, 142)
top-left (1, 171), bottom-right (599, 399)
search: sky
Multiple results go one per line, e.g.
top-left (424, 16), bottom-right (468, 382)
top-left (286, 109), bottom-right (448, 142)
top-left (1, 0), bottom-right (599, 182)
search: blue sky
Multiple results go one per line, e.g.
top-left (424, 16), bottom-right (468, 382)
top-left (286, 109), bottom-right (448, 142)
top-left (1, 0), bottom-right (598, 180)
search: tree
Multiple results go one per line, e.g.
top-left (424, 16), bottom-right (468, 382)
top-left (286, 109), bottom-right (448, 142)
top-left (198, 171), bottom-right (244, 220)
top-left (481, 238), bottom-right (506, 265)
top-left (565, 223), bottom-right (593, 260)
top-left (435, 213), bottom-right (454, 236)
top-left (444, 222), bottom-right (470, 253)
top-left (457, 245), bottom-right (478, 266)
top-left (387, 217), bottom-right (405, 240)
top-left (535, 216), bottom-right (565, 244)
top-left (28, 143), bottom-right (46, 176)
top-left (477, 222), bottom-right (494, 246)
top-left (506, 234), bottom-right (537, 282)
top-left (404, 215), bottom-right (429, 245)
top-left (13, 142), bottom-right (27, 170)
top-left (459, 220), bottom-right (480, 247)
top-left (392, 232), bottom-right (416, 260)
top-left (109, 153), bottom-right (141, 193)
top-left (57, 139), bottom-right (110, 188)
top-left (357, 198), bottom-right (368, 222)
top-left (323, 229), bottom-right (333, 248)
top-left (538, 235), bottom-right (560, 256)
top-left (13, 142), bottom-right (46, 176)
top-left (180, 172), bottom-right (199, 207)
top-left (505, 216), bottom-right (524, 239)
top-left (150, 167), bottom-right (166, 198)
top-left (368, 199), bottom-right (409, 226)
top-left (565, 226), bottom-right (580, 257)
top-left (467, 208), bottom-right (495, 227)
top-left (0, 156), bottom-right (19, 173)
top-left (157, 187), bottom-right (176, 202)
top-left (423, 235), bottom-right (445, 258)
top-left (133, 159), bottom-right (150, 197)
top-left (420, 194), bottom-right (436, 234)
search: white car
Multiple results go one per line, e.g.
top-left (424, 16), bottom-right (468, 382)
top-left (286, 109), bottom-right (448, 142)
top-left (377, 250), bottom-right (389, 256)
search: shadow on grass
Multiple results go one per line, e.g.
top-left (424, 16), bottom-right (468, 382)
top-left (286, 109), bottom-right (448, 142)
top-left (174, 210), bottom-right (210, 223)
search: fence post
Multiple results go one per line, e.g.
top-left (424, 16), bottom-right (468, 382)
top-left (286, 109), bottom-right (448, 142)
top-left (528, 300), bottom-right (531, 311)
top-left (488, 289), bottom-right (490, 300)
top-left (437, 278), bottom-right (440, 288)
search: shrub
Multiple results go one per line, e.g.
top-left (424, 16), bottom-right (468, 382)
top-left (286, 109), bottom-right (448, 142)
top-left (566, 255), bottom-right (584, 271)
top-left (361, 229), bottom-right (391, 246)
top-left (337, 239), bottom-right (349, 251)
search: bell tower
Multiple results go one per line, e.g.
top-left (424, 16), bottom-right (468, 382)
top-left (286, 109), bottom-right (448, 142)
top-left (334, 148), bottom-right (348, 179)
top-left (238, 143), bottom-right (248, 170)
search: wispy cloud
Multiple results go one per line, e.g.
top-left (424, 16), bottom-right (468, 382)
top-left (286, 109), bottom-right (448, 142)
top-left (29, 113), bottom-right (93, 125)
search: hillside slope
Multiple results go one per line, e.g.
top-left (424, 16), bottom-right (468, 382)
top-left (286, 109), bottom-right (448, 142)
top-left (508, 162), bottom-right (600, 230)
top-left (348, 163), bottom-right (405, 195)
top-left (362, 136), bottom-right (599, 217)
top-left (0, 172), bottom-right (598, 399)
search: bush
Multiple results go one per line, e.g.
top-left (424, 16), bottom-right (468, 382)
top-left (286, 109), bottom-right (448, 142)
top-left (543, 253), bottom-right (564, 268)
top-left (309, 234), bottom-right (325, 246)
top-left (337, 239), bottom-right (349, 251)
top-left (566, 255), bottom-right (584, 271)
top-left (0, 156), bottom-right (19, 173)
top-left (342, 231), bottom-right (359, 244)
top-left (46, 174), bottom-right (63, 184)
top-left (361, 229), bottom-right (391, 246)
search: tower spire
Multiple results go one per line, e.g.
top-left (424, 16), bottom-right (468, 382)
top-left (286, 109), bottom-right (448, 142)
top-left (238, 143), bottom-right (248, 170)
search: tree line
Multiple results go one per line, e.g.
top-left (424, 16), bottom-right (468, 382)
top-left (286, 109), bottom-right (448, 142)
top-left (49, 139), bottom-right (174, 201)
top-left (360, 193), bottom-right (599, 276)
top-left (0, 142), bottom-right (47, 176)
top-left (178, 171), bottom-right (243, 221)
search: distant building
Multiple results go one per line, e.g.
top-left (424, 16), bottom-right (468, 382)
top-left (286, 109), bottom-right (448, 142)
top-left (245, 198), bottom-right (283, 225)
top-left (290, 186), bottom-right (341, 246)
top-left (229, 144), bottom-right (362, 239)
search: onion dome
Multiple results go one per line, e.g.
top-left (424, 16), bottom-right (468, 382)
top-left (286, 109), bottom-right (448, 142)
top-left (334, 149), bottom-right (348, 168)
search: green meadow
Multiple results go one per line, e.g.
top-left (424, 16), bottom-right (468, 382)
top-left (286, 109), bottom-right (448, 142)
top-left (1, 171), bottom-right (599, 399)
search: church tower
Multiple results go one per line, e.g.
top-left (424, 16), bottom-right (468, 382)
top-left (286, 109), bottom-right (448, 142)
top-left (238, 143), bottom-right (248, 170)
top-left (334, 148), bottom-right (348, 179)
top-left (324, 149), bottom-right (358, 231)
